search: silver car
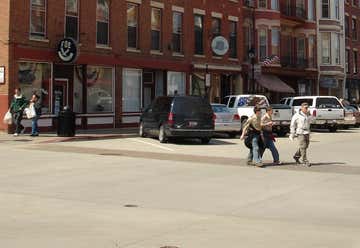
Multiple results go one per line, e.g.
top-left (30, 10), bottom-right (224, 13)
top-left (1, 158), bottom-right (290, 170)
top-left (211, 104), bottom-right (242, 138)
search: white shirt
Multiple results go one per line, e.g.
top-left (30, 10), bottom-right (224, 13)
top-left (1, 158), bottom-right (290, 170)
top-left (290, 110), bottom-right (312, 135)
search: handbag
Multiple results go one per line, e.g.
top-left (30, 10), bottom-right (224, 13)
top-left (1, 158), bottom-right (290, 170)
top-left (3, 110), bottom-right (12, 124)
top-left (25, 103), bottom-right (36, 119)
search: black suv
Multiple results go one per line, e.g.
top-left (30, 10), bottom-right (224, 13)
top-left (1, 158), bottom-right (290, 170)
top-left (139, 96), bottom-right (215, 144)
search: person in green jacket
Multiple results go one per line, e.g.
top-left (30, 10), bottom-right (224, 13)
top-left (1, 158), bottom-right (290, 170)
top-left (10, 88), bottom-right (28, 136)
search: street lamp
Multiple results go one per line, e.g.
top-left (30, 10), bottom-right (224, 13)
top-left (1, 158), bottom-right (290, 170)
top-left (248, 47), bottom-right (256, 94)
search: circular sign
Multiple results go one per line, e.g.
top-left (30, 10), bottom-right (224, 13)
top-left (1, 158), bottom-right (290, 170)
top-left (211, 36), bottom-right (229, 56)
top-left (57, 38), bottom-right (78, 63)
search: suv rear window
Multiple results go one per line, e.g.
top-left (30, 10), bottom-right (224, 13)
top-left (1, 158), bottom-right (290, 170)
top-left (292, 98), bottom-right (313, 106)
top-left (316, 98), bottom-right (342, 109)
top-left (172, 97), bottom-right (212, 115)
top-left (153, 97), bottom-right (173, 112)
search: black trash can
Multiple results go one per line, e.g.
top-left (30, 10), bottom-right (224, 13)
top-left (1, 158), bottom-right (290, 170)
top-left (57, 106), bottom-right (76, 137)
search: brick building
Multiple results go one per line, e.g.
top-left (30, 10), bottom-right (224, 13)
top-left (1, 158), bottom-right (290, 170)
top-left (345, 0), bottom-right (360, 103)
top-left (241, 0), bottom-right (318, 102)
top-left (0, 0), bottom-right (244, 131)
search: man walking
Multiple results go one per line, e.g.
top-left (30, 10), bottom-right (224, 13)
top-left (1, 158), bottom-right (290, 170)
top-left (261, 106), bottom-right (281, 165)
top-left (289, 102), bottom-right (312, 167)
top-left (240, 106), bottom-right (264, 167)
top-left (10, 88), bottom-right (28, 136)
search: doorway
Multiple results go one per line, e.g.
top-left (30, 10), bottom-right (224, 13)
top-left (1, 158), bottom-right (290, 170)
top-left (53, 78), bottom-right (69, 116)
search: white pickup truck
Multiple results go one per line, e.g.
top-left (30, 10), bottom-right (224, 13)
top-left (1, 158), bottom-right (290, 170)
top-left (288, 96), bottom-right (345, 132)
top-left (223, 94), bottom-right (292, 136)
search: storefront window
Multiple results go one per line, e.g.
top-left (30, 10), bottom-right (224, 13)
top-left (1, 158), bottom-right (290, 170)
top-left (123, 68), bottom-right (142, 112)
top-left (167, 71), bottom-right (185, 95)
top-left (191, 73), bottom-right (206, 96)
top-left (18, 62), bottom-right (51, 114)
top-left (86, 66), bottom-right (113, 113)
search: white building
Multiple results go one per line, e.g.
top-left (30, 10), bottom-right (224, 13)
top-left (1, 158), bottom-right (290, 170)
top-left (316, 0), bottom-right (346, 98)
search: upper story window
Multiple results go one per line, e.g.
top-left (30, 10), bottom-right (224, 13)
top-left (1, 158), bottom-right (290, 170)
top-left (172, 11), bottom-right (183, 54)
top-left (335, 0), bottom-right (340, 20)
top-left (127, 3), bottom-right (139, 49)
top-left (271, 0), bottom-right (279, 10)
top-left (96, 0), bottom-right (110, 46)
top-left (65, 0), bottom-right (79, 41)
top-left (353, 51), bottom-right (358, 74)
top-left (322, 0), bottom-right (330, 18)
top-left (229, 21), bottom-right (237, 58)
top-left (258, 0), bottom-right (267, 8)
top-left (194, 14), bottom-right (204, 55)
top-left (30, 0), bottom-right (47, 39)
top-left (259, 28), bottom-right (267, 61)
top-left (321, 32), bottom-right (331, 64)
top-left (296, 0), bottom-right (305, 18)
top-left (346, 49), bottom-right (350, 73)
top-left (211, 18), bottom-right (221, 38)
top-left (352, 18), bottom-right (358, 40)
top-left (271, 28), bottom-right (280, 56)
top-left (335, 33), bottom-right (341, 64)
top-left (308, 0), bottom-right (315, 21)
top-left (308, 35), bottom-right (316, 68)
top-left (151, 8), bottom-right (162, 51)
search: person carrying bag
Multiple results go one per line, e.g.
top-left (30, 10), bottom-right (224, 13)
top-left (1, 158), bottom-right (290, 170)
top-left (10, 88), bottom-right (28, 136)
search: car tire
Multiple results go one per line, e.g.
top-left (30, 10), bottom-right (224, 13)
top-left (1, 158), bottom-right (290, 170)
top-left (159, 125), bottom-right (168, 143)
top-left (329, 126), bottom-right (338, 132)
top-left (276, 130), bottom-right (287, 137)
top-left (139, 122), bottom-right (146, 137)
top-left (228, 132), bottom-right (237, 138)
top-left (201, 138), bottom-right (211, 144)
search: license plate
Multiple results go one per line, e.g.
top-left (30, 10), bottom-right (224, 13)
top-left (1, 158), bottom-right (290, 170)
top-left (188, 121), bottom-right (198, 127)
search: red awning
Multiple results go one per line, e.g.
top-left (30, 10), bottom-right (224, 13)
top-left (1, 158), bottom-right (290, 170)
top-left (256, 74), bottom-right (295, 94)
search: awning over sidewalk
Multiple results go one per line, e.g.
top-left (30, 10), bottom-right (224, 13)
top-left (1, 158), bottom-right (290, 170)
top-left (256, 74), bottom-right (295, 93)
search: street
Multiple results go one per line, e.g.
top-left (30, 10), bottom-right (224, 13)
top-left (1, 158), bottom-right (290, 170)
top-left (0, 129), bottom-right (360, 248)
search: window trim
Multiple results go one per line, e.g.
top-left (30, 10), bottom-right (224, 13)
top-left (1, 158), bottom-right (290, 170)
top-left (29, 0), bottom-right (47, 39)
top-left (96, 0), bottom-right (110, 47)
top-left (64, 0), bottom-right (80, 41)
top-left (127, 2), bottom-right (139, 49)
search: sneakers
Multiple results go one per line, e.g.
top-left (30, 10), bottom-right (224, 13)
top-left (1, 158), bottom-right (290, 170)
top-left (13, 133), bottom-right (18, 136)
top-left (30, 133), bottom-right (39, 137)
top-left (303, 161), bottom-right (311, 167)
top-left (293, 156), bottom-right (301, 164)
top-left (254, 162), bottom-right (264, 168)
top-left (274, 161), bottom-right (283, 165)
top-left (246, 160), bottom-right (253, 166)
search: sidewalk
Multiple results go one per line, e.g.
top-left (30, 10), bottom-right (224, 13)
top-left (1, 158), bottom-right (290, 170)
top-left (0, 128), bottom-right (139, 143)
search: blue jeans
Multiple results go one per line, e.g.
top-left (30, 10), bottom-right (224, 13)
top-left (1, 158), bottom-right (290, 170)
top-left (264, 137), bottom-right (280, 163)
top-left (31, 115), bottom-right (39, 135)
top-left (247, 134), bottom-right (263, 164)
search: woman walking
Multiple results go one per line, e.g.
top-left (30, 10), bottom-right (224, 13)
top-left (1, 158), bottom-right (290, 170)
top-left (30, 93), bottom-right (42, 136)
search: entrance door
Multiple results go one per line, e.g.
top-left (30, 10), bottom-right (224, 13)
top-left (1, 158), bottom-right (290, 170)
top-left (143, 71), bottom-right (155, 108)
top-left (53, 79), bottom-right (69, 116)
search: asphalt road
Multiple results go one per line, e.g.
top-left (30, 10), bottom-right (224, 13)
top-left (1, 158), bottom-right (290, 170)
top-left (0, 129), bottom-right (360, 248)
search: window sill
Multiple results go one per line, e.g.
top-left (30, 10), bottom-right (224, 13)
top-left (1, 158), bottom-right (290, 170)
top-left (229, 58), bottom-right (239, 62)
top-left (172, 53), bottom-right (184, 57)
top-left (96, 45), bottom-right (112, 50)
top-left (127, 48), bottom-right (141, 53)
top-left (150, 50), bottom-right (163, 56)
top-left (194, 54), bottom-right (206, 58)
top-left (29, 38), bottom-right (50, 43)
top-left (213, 56), bottom-right (222, 60)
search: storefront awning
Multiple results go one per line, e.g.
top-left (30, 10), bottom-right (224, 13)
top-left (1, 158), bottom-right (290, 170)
top-left (256, 74), bottom-right (295, 93)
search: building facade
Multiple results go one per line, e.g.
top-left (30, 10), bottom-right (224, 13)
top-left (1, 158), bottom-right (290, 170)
top-left (345, 0), bottom-right (360, 103)
top-left (316, 0), bottom-right (346, 98)
top-left (242, 0), bottom-right (318, 102)
top-left (0, 0), bottom-right (244, 131)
